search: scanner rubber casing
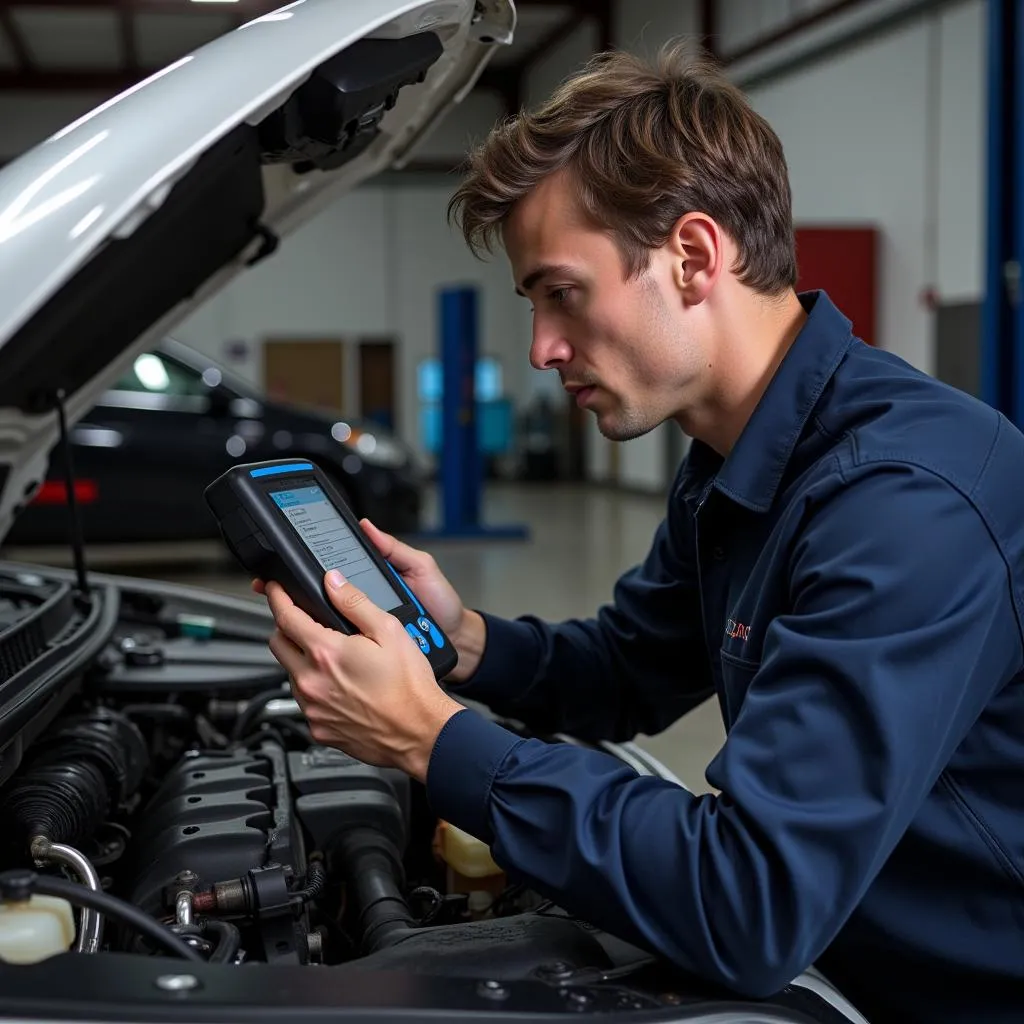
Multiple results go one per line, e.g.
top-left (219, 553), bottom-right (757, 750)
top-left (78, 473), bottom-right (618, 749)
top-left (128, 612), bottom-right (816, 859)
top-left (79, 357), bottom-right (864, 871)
top-left (204, 459), bottom-right (457, 680)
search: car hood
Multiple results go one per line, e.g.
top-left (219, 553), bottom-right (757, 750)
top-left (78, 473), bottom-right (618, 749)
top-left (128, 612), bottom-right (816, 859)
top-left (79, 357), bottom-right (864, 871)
top-left (0, 0), bottom-right (514, 544)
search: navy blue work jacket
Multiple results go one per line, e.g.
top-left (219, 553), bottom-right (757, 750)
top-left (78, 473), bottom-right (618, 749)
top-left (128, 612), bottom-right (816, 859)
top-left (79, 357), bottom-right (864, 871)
top-left (427, 290), bottom-right (1024, 1022)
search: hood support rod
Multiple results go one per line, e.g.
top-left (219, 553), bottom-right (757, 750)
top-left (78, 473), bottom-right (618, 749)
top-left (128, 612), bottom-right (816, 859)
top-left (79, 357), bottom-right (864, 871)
top-left (52, 389), bottom-right (89, 596)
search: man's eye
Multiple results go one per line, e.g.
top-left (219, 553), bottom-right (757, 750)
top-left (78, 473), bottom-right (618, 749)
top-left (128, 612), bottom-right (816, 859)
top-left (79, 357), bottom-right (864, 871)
top-left (549, 287), bottom-right (571, 305)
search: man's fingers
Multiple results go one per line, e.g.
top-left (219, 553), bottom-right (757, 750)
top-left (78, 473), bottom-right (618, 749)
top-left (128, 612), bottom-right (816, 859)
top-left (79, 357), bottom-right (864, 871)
top-left (265, 581), bottom-right (321, 650)
top-left (361, 519), bottom-right (422, 577)
top-left (324, 570), bottom-right (393, 642)
top-left (268, 628), bottom-right (306, 686)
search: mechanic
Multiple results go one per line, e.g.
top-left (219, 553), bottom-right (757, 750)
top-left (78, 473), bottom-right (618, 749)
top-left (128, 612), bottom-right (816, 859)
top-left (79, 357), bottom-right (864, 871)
top-left (257, 45), bottom-right (1024, 1023)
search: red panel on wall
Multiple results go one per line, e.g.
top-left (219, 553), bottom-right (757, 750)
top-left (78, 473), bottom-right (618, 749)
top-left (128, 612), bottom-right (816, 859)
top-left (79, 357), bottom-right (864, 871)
top-left (794, 226), bottom-right (878, 347)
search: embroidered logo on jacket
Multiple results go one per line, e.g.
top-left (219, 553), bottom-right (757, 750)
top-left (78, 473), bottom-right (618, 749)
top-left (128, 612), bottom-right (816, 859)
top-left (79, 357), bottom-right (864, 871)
top-left (725, 619), bottom-right (751, 642)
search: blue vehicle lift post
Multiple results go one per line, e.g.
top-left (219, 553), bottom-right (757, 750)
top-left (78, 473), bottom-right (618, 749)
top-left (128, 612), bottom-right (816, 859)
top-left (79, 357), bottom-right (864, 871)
top-left (419, 285), bottom-right (529, 541)
top-left (981, 0), bottom-right (1024, 425)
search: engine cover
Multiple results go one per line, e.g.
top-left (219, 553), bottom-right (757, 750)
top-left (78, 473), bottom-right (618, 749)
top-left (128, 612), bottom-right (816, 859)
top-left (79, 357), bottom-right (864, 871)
top-left (126, 742), bottom-right (301, 917)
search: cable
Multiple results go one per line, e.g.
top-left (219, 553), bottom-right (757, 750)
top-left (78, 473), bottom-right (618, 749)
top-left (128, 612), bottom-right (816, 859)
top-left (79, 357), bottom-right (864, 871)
top-left (0, 870), bottom-right (204, 963)
top-left (290, 860), bottom-right (327, 905)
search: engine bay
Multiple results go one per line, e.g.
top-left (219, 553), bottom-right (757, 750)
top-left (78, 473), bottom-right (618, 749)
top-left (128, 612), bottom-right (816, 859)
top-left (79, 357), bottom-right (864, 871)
top-left (0, 568), bottom-right (639, 981)
top-left (0, 676), bottom-right (611, 975)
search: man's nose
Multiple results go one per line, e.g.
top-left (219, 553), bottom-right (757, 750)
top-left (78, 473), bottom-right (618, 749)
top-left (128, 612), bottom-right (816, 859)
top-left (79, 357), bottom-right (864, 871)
top-left (530, 318), bottom-right (573, 371)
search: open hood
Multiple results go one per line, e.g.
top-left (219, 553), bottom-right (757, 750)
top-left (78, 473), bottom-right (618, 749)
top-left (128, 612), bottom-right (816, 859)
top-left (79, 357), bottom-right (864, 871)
top-left (0, 0), bottom-right (515, 543)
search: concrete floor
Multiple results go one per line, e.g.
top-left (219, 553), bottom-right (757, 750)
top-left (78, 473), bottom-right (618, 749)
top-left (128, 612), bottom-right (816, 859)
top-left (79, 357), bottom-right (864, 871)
top-left (4, 482), bottom-right (726, 794)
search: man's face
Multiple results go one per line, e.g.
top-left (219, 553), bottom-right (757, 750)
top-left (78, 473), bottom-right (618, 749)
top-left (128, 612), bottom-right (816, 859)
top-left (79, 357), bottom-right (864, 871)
top-left (503, 169), bottom-right (704, 441)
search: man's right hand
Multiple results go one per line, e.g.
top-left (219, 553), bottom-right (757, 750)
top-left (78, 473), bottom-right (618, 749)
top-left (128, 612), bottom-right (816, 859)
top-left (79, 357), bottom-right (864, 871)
top-left (360, 519), bottom-right (486, 684)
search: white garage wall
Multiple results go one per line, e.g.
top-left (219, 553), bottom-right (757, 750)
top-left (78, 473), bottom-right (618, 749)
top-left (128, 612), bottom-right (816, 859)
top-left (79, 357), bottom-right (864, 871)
top-left (739, 0), bottom-right (986, 376)
top-left (724, 0), bottom-right (986, 369)
top-left (746, 21), bottom-right (934, 372)
top-left (174, 179), bottom-right (535, 452)
top-left (173, 187), bottom-right (390, 401)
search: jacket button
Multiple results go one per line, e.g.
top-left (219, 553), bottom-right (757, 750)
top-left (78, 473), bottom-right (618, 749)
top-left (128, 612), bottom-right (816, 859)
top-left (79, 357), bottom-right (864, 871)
top-left (713, 546), bottom-right (725, 560)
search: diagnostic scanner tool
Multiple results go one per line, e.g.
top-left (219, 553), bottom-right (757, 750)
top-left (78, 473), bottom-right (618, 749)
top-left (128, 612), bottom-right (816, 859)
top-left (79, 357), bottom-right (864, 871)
top-left (204, 459), bottom-right (457, 680)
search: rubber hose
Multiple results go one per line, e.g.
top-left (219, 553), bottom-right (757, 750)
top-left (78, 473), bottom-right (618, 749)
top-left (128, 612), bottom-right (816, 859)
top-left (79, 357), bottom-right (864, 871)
top-left (340, 831), bottom-right (416, 953)
top-left (202, 919), bottom-right (242, 964)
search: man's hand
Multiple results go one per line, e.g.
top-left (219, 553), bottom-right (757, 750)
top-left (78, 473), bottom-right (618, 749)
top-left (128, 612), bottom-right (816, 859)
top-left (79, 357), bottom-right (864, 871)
top-left (359, 519), bottom-right (486, 683)
top-left (260, 569), bottom-right (464, 782)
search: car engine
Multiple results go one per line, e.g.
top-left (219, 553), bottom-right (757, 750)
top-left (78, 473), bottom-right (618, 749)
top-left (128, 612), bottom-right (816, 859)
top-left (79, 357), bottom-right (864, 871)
top-left (0, 681), bottom-right (613, 975)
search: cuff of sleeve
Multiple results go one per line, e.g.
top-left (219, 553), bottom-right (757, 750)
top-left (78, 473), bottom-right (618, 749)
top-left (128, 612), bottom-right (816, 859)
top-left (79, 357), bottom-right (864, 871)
top-left (426, 707), bottom-right (523, 843)
top-left (447, 612), bottom-right (541, 702)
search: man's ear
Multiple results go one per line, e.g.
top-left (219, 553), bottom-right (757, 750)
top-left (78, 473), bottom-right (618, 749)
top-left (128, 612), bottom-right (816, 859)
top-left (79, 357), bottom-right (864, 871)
top-left (666, 212), bottom-right (722, 305)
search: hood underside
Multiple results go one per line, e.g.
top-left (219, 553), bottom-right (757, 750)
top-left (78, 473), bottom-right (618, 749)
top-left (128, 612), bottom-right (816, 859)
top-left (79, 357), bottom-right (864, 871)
top-left (0, 0), bottom-right (514, 544)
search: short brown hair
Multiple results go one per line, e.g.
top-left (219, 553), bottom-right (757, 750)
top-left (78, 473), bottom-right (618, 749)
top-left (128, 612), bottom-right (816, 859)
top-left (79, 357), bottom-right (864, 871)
top-left (448, 43), bottom-right (796, 295)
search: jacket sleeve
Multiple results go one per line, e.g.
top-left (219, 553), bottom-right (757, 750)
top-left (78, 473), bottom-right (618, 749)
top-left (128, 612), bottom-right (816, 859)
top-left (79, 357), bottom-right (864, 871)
top-left (427, 463), bottom-right (1023, 997)
top-left (447, 494), bottom-right (714, 743)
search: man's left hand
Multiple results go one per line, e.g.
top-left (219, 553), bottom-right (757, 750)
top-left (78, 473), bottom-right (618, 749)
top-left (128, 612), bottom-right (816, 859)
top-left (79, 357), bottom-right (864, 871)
top-left (259, 569), bottom-right (464, 782)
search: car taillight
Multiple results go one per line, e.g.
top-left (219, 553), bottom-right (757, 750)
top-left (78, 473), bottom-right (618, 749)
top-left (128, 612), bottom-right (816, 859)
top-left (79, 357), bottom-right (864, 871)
top-left (31, 480), bottom-right (99, 505)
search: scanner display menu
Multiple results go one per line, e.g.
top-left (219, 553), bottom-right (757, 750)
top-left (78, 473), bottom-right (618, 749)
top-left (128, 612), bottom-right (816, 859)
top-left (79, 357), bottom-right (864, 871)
top-left (270, 485), bottom-right (401, 611)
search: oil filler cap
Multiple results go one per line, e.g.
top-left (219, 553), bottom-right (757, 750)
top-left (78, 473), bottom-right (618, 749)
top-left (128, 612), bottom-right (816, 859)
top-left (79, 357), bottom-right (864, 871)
top-left (121, 637), bottom-right (164, 666)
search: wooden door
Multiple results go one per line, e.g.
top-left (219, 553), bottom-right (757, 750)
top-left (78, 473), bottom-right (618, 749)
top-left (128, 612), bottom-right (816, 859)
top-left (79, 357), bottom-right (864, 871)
top-left (263, 338), bottom-right (345, 414)
top-left (359, 338), bottom-right (396, 431)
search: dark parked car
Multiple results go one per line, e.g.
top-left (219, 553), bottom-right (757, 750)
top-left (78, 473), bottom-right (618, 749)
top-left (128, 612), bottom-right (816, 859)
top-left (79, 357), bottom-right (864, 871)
top-left (3, 336), bottom-right (423, 546)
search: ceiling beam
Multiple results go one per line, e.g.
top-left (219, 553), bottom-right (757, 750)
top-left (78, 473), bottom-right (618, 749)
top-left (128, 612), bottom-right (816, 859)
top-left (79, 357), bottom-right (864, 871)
top-left (117, 6), bottom-right (137, 73)
top-left (719, 0), bottom-right (873, 63)
top-left (0, 9), bottom-right (33, 71)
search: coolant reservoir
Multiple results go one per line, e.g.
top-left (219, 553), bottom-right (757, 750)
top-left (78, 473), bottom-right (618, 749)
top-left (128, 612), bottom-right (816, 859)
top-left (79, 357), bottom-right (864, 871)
top-left (435, 821), bottom-right (505, 919)
top-left (440, 822), bottom-right (501, 878)
top-left (0, 895), bottom-right (76, 964)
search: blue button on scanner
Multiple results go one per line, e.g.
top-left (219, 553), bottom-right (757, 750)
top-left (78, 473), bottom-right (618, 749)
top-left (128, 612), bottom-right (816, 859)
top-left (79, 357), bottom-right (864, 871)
top-left (417, 615), bottom-right (445, 649)
top-left (405, 623), bottom-right (430, 653)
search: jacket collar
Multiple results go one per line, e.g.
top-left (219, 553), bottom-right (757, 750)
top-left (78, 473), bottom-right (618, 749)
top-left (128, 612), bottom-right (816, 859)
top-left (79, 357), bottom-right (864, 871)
top-left (682, 290), bottom-right (855, 514)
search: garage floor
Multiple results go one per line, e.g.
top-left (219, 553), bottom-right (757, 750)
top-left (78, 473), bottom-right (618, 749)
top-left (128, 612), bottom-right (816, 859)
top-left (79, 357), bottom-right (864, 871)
top-left (4, 482), bottom-right (726, 795)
